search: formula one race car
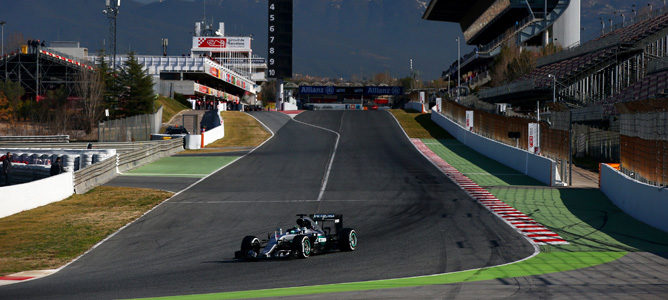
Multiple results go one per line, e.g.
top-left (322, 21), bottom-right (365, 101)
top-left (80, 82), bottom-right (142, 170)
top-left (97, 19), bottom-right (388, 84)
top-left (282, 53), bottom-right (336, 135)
top-left (234, 214), bottom-right (357, 260)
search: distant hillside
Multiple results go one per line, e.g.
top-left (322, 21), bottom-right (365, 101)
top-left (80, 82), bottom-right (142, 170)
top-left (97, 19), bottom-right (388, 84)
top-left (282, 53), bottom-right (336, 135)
top-left (1, 0), bottom-right (661, 79)
top-left (0, 0), bottom-right (462, 79)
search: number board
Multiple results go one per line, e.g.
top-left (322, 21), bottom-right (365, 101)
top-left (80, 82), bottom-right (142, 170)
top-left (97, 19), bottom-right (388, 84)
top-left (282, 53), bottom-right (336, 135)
top-left (268, 0), bottom-right (293, 79)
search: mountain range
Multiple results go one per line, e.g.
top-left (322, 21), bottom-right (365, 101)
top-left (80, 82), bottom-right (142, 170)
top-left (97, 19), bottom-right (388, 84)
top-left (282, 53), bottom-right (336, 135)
top-left (0, 0), bottom-right (664, 79)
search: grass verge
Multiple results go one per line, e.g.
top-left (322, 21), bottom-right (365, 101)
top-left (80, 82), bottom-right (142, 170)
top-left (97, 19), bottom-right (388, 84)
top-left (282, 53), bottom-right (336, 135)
top-left (389, 109), bottom-right (452, 139)
top-left (156, 96), bottom-right (190, 124)
top-left (138, 252), bottom-right (624, 300)
top-left (197, 111), bottom-right (270, 152)
top-left (0, 186), bottom-right (172, 275)
top-left (124, 156), bottom-right (239, 178)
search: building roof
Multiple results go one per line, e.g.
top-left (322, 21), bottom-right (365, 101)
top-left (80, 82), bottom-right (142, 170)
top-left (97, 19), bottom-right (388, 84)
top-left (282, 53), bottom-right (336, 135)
top-left (422, 0), bottom-right (480, 22)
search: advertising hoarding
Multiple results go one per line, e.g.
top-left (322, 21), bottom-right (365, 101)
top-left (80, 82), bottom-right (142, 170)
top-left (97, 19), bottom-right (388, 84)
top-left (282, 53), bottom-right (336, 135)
top-left (528, 123), bottom-right (540, 153)
top-left (192, 37), bottom-right (251, 52)
top-left (466, 110), bottom-right (474, 131)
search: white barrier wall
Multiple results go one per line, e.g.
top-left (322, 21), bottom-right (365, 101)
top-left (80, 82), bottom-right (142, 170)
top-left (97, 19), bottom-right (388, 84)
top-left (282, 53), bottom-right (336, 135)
top-left (431, 110), bottom-right (555, 186)
top-left (404, 102), bottom-right (425, 113)
top-left (184, 119), bottom-right (225, 150)
top-left (600, 164), bottom-right (668, 232)
top-left (0, 172), bottom-right (74, 219)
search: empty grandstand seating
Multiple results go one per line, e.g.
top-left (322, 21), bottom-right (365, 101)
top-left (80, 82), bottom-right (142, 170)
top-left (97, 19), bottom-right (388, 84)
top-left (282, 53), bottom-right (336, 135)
top-left (606, 68), bottom-right (668, 103)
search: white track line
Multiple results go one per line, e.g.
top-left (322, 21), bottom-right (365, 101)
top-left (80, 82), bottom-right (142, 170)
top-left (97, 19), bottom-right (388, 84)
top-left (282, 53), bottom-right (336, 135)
top-left (289, 114), bottom-right (342, 202)
top-left (15, 112), bottom-right (279, 286)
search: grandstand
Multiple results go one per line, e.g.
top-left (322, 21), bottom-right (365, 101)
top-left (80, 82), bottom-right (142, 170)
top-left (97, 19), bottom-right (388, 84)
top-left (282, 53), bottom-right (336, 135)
top-left (480, 8), bottom-right (668, 109)
top-left (0, 46), bottom-right (94, 99)
top-left (424, 0), bottom-right (581, 90)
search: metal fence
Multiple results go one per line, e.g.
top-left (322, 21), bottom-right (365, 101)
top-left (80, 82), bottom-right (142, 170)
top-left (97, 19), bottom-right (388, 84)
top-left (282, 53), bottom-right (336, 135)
top-left (619, 111), bottom-right (668, 186)
top-left (98, 106), bottom-right (163, 142)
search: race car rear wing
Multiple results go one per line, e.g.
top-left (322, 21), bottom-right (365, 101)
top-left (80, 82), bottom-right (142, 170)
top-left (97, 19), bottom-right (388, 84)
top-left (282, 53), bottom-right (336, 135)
top-left (310, 214), bottom-right (342, 222)
top-left (309, 214), bottom-right (344, 234)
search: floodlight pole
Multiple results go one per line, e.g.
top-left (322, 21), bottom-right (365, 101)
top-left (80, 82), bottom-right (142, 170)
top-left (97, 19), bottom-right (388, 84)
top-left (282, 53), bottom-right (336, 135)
top-left (104, 0), bottom-right (121, 71)
top-left (548, 74), bottom-right (556, 102)
top-left (1, 21), bottom-right (6, 82)
top-left (0, 21), bottom-right (5, 58)
top-left (456, 37), bottom-right (460, 102)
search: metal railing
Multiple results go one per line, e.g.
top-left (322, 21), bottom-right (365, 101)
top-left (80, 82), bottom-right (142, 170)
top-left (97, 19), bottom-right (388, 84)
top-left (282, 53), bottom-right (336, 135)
top-left (73, 138), bottom-right (184, 193)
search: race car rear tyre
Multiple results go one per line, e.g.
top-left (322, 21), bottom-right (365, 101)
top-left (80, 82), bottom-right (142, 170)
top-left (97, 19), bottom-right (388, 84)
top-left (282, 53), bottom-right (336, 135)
top-left (292, 235), bottom-right (311, 259)
top-left (240, 235), bottom-right (261, 259)
top-left (339, 228), bottom-right (357, 251)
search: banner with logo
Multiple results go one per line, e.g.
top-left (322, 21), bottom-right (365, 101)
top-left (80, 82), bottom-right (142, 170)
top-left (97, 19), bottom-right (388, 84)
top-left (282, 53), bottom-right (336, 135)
top-left (193, 82), bottom-right (240, 102)
top-left (528, 123), bottom-right (540, 153)
top-left (192, 37), bottom-right (251, 52)
top-left (466, 110), bottom-right (474, 131)
top-left (435, 98), bottom-right (442, 113)
top-left (419, 92), bottom-right (425, 104)
top-left (204, 60), bottom-right (254, 93)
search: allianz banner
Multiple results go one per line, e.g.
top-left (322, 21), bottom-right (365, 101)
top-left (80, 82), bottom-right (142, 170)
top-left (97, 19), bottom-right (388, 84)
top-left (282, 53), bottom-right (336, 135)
top-left (299, 86), bottom-right (403, 96)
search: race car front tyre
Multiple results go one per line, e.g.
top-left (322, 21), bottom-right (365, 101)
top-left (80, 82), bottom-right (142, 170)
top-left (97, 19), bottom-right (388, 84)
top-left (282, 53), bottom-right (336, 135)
top-left (339, 228), bottom-right (357, 251)
top-left (240, 235), bottom-right (261, 259)
top-left (292, 235), bottom-right (311, 259)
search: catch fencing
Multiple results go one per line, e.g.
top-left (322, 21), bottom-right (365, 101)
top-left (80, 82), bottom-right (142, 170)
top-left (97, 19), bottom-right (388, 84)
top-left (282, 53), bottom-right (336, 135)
top-left (98, 106), bottom-right (163, 142)
top-left (619, 111), bottom-right (668, 186)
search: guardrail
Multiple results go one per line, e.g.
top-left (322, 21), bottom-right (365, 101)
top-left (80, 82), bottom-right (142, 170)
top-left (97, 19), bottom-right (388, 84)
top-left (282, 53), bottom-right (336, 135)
top-left (72, 138), bottom-right (184, 193)
top-left (0, 135), bottom-right (69, 143)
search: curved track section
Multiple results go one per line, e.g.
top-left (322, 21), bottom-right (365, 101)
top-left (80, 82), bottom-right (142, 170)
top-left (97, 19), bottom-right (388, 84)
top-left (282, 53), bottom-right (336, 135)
top-left (0, 111), bottom-right (533, 299)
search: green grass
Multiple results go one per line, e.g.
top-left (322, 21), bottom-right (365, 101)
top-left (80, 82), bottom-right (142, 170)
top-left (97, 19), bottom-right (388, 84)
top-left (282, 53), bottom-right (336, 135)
top-left (0, 187), bottom-right (172, 275)
top-left (135, 251), bottom-right (624, 300)
top-left (124, 156), bottom-right (239, 178)
top-left (490, 187), bottom-right (668, 253)
top-left (423, 139), bottom-right (542, 186)
top-left (156, 96), bottom-right (189, 123)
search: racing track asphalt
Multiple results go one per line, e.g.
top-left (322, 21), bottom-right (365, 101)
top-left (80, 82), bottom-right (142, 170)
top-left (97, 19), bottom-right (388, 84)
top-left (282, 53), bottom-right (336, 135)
top-left (0, 111), bottom-right (534, 299)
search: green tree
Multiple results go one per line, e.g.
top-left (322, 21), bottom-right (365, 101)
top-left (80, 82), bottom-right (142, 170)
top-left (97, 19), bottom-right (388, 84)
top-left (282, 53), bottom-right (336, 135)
top-left (96, 50), bottom-right (119, 114)
top-left (118, 52), bottom-right (155, 116)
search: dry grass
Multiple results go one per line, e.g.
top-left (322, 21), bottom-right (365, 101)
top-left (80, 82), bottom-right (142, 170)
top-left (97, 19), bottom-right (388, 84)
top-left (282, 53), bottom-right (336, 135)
top-left (0, 186), bottom-right (172, 275)
top-left (200, 111), bottom-right (271, 150)
top-left (390, 109), bottom-right (453, 139)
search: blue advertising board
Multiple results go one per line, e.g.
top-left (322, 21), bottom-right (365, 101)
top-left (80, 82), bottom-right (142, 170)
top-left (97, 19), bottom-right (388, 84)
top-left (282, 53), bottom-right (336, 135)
top-left (299, 86), bottom-right (403, 95)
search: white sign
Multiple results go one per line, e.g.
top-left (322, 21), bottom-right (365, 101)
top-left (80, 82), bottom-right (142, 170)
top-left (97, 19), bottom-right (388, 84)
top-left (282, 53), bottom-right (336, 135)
top-left (466, 110), bottom-right (474, 131)
top-left (192, 36), bottom-right (251, 52)
top-left (528, 123), bottom-right (540, 153)
top-left (435, 98), bottom-right (442, 113)
top-left (419, 91), bottom-right (425, 104)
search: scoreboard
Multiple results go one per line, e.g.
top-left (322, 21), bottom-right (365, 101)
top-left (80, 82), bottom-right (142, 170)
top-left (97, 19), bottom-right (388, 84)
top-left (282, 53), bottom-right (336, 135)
top-left (267, 0), bottom-right (293, 79)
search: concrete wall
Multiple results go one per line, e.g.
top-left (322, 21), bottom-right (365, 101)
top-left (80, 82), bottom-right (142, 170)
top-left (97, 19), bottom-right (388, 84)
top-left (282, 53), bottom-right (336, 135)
top-left (600, 164), bottom-right (668, 232)
top-left (0, 172), bottom-right (74, 219)
top-left (431, 110), bottom-right (555, 186)
top-left (404, 102), bottom-right (425, 113)
top-left (184, 116), bottom-right (225, 150)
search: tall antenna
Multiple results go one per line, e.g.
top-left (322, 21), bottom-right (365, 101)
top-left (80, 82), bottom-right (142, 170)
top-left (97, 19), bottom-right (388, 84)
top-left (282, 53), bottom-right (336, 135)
top-left (103, 0), bottom-right (121, 71)
top-left (203, 0), bottom-right (206, 22)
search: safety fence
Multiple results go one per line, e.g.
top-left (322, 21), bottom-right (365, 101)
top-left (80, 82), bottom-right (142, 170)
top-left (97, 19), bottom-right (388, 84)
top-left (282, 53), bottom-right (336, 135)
top-left (619, 111), bottom-right (668, 186)
top-left (98, 106), bottom-right (163, 142)
top-left (441, 100), bottom-right (569, 160)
